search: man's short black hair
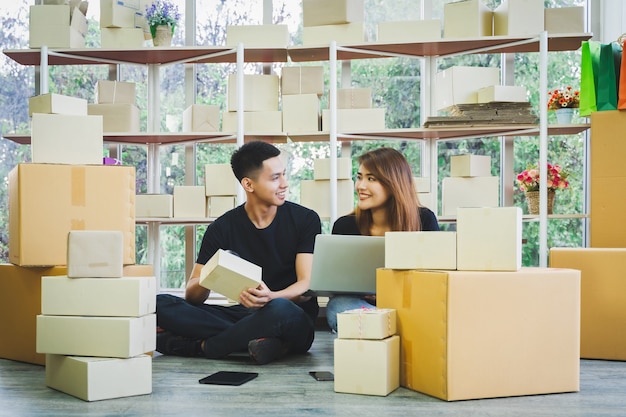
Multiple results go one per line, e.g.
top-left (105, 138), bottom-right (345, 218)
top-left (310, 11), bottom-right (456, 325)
top-left (231, 141), bottom-right (281, 182)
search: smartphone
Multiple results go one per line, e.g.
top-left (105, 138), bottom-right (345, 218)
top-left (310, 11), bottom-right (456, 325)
top-left (198, 371), bottom-right (258, 386)
top-left (309, 371), bottom-right (334, 381)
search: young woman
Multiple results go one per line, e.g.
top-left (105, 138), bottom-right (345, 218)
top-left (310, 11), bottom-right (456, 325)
top-left (326, 147), bottom-right (439, 332)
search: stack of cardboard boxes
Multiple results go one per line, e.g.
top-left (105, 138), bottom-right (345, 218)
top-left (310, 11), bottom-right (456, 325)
top-left (222, 74), bottom-right (282, 133)
top-left (29, 1), bottom-right (88, 49)
top-left (281, 66), bottom-right (324, 133)
top-left (321, 87), bottom-right (386, 132)
top-left (378, 206), bottom-right (581, 401)
top-left (302, 0), bottom-right (365, 45)
top-left (100, 0), bottom-right (147, 48)
top-left (300, 158), bottom-right (354, 221)
top-left (441, 154), bottom-right (499, 216)
top-left (88, 80), bottom-right (140, 133)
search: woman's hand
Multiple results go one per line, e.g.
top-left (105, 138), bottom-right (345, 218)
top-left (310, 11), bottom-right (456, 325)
top-left (239, 281), bottom-right (273, 309)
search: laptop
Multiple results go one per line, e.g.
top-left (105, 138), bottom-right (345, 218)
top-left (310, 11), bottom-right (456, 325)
top-left (308, 234), bottom-right (385, 296)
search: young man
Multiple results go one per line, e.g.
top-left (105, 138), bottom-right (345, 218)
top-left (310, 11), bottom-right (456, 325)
top-left (156, 141), bottom-right (321, 365)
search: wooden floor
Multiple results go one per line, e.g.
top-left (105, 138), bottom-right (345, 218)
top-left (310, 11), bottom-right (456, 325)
top-left (3, 328), bottom-right (626, 416)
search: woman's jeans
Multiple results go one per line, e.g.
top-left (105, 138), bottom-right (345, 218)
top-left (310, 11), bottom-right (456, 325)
top-left (156, 294), bottom-right (315, 358)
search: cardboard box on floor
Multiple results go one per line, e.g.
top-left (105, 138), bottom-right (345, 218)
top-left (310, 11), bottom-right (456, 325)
top-left (377, 267), bottom-right (580, 401)
top-left (0, 264), bottom-right (153, 365)
top-left (550, 247), bottom-right (626, 360)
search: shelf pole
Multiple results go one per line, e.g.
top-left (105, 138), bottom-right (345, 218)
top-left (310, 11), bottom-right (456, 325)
top-left (236, 42), bottom-right (245, 205)
top-left (39, 46), bottom-right (49, 94)
top-left (539, 31), bottom-right (548, 267)
top-left (329, 41), bottom-right (338, 224)
top-left (146, 62), bottom-right (161, 281)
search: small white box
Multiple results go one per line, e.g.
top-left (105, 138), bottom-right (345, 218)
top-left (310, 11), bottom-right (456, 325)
top-left (67, 230), bottom-right (124, 278)
top-left (101, 27), bottom-right (145, 48)
top-left (46, 354), bottom-right (152, 402)
top-left (300, 179), bottom-right (354, 220)
top-left (136, 194), bottom-right (173, 218)
top-left (441, 176), bottom-right (499, 216)
top-left (88, 103), bottom-right (140, 132)
top-left (302, 0), bottom-right (364, 27)
top-left (31, 113), bottom-right (103, 165)
top-left (28, 93), bottom-right (88, 117)
top-left (456, 207), bottom-right (522, 271)
top-left (207, 196), bottom-right (236, 218)
top-left (434, 66), bottom-right (500, 111)
top-left (183, 104), bottom-right (220, 132)
top-left (413, 177), bottom-right (430, 193)
top-left (100, 0), bottom-right (139, 28)
top-left (544, 7), bottom-right (585, 34)
top-left (477, 85), bottom-right (528, 103)
top-left (334, 335), bottom-right (400, 396)
top-left (95, 80), bottom-right (136, 105)
top-left (443, 0), bottom-right (493, 38)
top-left (221, 111), bottom-right (283, 132)
top-left (494, 0), bottom-right (544, 36)
top-left (337, 308), bottom-right (397, 340)
top-left (385, 231), bottom-right (457, 270)
top-left (303, 23), bottom-right (365, 45)
top-left (281, 94), bottom-right (320, 133)
top-left (377, 19), bottom-right (441, 42)
top-left (450, 154), bottom-right (492, 177)
top-left (227, 74), bottom-right (280, 112)
top-left (41, 276), bottom-right (156, 317)
top-left (199, 249), bottom-right (263, 301)
top-left (226, 24), bottom-right (289, 47)
top-left (321, 108), bottom-right (385, 132)
top-left (173, 186), bottom-right (206, 218)
top-left (36, 314), bottom-right (156, 358)
top-left (313, 158), bottom-right (352, 180)
top-left (337, 88), bottom-right (372, 109)
top-left (281, 66), bottom-right (325, 96)
top-left (204, 164), bottom-right (240, 196)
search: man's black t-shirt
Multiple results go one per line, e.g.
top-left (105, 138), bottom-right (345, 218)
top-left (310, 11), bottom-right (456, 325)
top-left (197, 201), bottom-right (321, 319)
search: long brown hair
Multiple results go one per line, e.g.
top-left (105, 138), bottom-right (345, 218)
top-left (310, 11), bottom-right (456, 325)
top-left (355, 147), bottom-right (422, 235)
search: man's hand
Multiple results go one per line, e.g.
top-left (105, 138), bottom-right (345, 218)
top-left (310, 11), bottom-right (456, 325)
top-left (239, 281), bottom-right (273, 309)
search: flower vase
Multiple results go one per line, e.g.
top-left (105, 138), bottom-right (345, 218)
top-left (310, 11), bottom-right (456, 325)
top-left (152, 25), bottom-right (173, 47)
top-left (555, 107), bottom-right (574, 124)
top-left (525, 190), bottom-right (556, 215)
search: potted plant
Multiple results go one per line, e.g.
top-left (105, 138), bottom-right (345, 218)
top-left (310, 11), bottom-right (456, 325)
top-left (145, 0), bottom-right (181, 47)
top-left (516, 163), bottom-right (569, 214)
top-left (547, 86), bottom-right (580, 124)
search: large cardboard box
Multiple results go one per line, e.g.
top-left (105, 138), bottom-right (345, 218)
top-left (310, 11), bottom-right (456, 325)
top-left (434, 66), bottom-right (500, 111)
top-left (321, 108), bottom-right (385, 132)
top-left (302, 0), bottom-right (364, 27)
top-left (377, 19), bottom-right (441, 42)
top-left (31, 113), bottom-right (103, 165)
top-left (377, 267), bottom-right (581, 401)
top-left (42, 276), bottom-right (156, 317)
top-left (544, 7), bottom-right (585, 34)
top-left (37, 314), bottom-right (156, 358)
top-left (493, 0), bottom-right (544, 36)
top-left (182, 104), bottom-right (220, 132)
top-left (204, 164), bottom-right (240, 196)
top-left (334, 336), bottom-right (400, 396)
top-left (221, 111), bottom-right (283, 132)
top-left (385, 231), bottom-right (457, 270)
top-left (88, 103), bottom-right (140, 132)
top-left (303, 23), bottom-right (365, 45)
top-left (281, 94), bottom-right (320, 133)
top-left (443, 0), bottom-right (493, 38)
top-left (441, 176), bottom-right (499, 216)
top-left (199, 249), bottom-right (262, 301)
top-left (173, 186), bottom-right (206, 218)
top-left (300, 179), bottom-right (354, 220)
top-left (0, 264), bottom-right (153, 365)
top-left (9, 164), bottom-right (136, 266)
top-left (550, 248), bottom-right (626, 360)
top-left (46, 354), bottom-right (152, 401)
top-left (313, 158), bottom-right (352, 180)
top-left (95, 80), bottom-right (136, 105)
top-left (590, 110), bottom-right (626, 247)
top-left (227, 74), bottom-right (279, 112)
top-left (226, 24), bottom-right (289, 47)
top-left (456, 207), bottom-right (522, 271)
top-left (67, 230), bottom-right (124, 278)
top-left (281, 66), bottom-right (325, 96)
top-left (28, 93), bottom-right (88, 117)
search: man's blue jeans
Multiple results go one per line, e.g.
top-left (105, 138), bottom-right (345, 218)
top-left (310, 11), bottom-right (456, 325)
top-left (156, 294), bottom-right (315, 358)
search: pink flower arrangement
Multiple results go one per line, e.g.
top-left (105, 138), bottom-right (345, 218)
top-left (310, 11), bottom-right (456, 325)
top-left (547, 87), bottom-right (580, 110)
top-left (516, 163), bottom-right (569, 192)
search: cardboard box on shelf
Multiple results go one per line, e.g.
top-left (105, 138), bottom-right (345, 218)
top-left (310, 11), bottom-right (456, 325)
top-left (173, 186), bottom-right (206, 218)
top-left (300, 179), bottom-right (354, 220)
top-left (477, 85), bottom-right (528, 103)
top-left (377, 267), bottom-right (580, 401)
top-left (302, 0), bottom-right (364, 27)
top-left (9, 164), bottom-right (136, 266)
top-left (135, 194), bottom-right (173, 218)
top-left (313, 158), bottom-right (352, 180)
top-left (443, 0), bottom-right (493, 38)
top-left (302, 22), bottom-right (365, 45)
top-left (226, 24), bottom-right (289, 48)
top-left (544, 7), bottom-right (585, 34)
top-left (100, 0), bottom-right (140, 28)
top-left (204, 164), bottom-right (240, 197)
top-left (95, 80), bottom-right (136, 105)
top-left (227, 74), bottom-right (279, 112)
top-left (207, 196), bottom-right (236, 218)
top-left (434, 66), bottom-right (500, 111)
top-left (88, 103), bottom-right (140, 132)
top-left (101, 27), bottom-right (145, 48)
top-left (182, 104), bottom-right (220, 132)
top-left (337, 88), bottom-right (372, 109)
top-left (281, 94), bottom-right (320, 133)
top-left (321, 108), bottom-right (385, 132)
top-left (493, 0), bottom-right (544, 36)
top-left (377, 19), bottom-right (441, 42)
top-left (280, 66), bottom-right (325, 96)
top-left (28, 93), bottom-right (88, 117)
top-left (221, 111), bottom-right (283, 132)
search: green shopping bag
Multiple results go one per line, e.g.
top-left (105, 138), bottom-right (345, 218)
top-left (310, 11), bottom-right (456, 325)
top-left (579, 41), bottom-right (598, 116)
top-left (596, 42), bottom-right (619, 111)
